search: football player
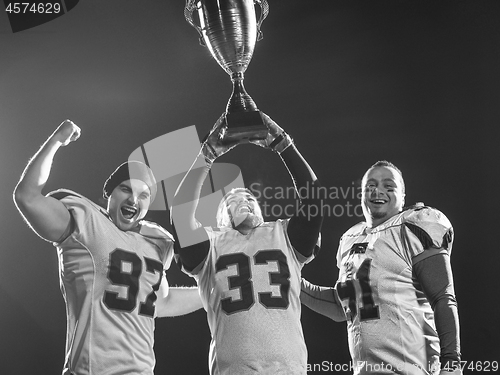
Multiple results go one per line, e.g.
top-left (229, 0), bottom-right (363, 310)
top-left (13, 120), bottom-right (202, 375)
top-left (300, 160), bottom-right (462, 375)
top-left (170, 113), bottom-right (324, 374)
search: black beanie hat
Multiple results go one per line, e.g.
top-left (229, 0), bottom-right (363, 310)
top-left (103, 161), bottom-right (157, 201)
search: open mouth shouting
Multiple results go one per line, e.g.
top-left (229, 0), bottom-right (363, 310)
top-left (120, 205), bottom-right (138, 221)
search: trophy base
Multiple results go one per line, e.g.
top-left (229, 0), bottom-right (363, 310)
top-left (222, 111), bottom-right (268, 144)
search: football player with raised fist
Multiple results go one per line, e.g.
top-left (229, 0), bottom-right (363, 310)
top-left (13, 120), bottom-right (202, 375)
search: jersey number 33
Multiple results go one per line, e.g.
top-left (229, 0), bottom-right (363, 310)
top-left (216, 249), bottom-right (291, 315)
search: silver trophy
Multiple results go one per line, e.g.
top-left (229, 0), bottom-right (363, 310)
top-left (185, 0), bottom-right (269, 143)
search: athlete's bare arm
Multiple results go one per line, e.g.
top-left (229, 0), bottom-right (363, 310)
top-left (156, 281), bottom-right (203, 318)
top-left (13, 120), bottom-right (81, 242)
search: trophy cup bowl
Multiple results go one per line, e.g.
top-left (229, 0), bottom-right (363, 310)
top-left (185, 0), bottom-right (269, 143)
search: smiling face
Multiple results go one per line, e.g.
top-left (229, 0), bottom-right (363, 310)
top-left (106, 179), bottom-right (152, 231)
top-left (361, 166), bottom-right (405, 228)
top-left (217, 189), bottom-right (263, 231)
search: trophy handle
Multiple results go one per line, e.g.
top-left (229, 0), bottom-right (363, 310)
top-left (184, 0), bottom-right (206, 46)
top-left (184, 0), bottom-right (269, 45)
top-left (255, 0), bottom-right (269, 41)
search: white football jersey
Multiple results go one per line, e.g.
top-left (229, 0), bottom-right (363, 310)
top-left (335, 206), bottom-right (453, 375)
top-left (187, 219), bottom-right (315, 375)
top-left (50, 190), bottom-right (174, 375)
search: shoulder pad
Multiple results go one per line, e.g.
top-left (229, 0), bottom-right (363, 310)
top-left (402, 206), bottom-right (453, 250)
top-left (139, 221), bottom-right (174, 241)
top-left (47, 188), bottom-right (83, 200)
top-left (47, 189), bottom-right (107, 215)
top-left (342, 222), bottom-right (367, 239)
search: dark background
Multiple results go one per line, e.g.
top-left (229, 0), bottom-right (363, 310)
top-left (1, 1), bottom-right (499, 373)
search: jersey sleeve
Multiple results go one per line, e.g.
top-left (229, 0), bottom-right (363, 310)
top-left (139, 220), bottom-right (175, 269)
top-left (401, 206), bottom-right (454, 264)
top-left (336, 222), bottom-right (365, 269)
top-left (47, 189), bottom-right (103, 246)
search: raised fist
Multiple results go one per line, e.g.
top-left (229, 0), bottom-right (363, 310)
top-left (52, 120), bottom-right (81, 147)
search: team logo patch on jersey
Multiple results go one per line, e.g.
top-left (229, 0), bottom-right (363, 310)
top-left (349, 242), bottom-right (368, 254)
